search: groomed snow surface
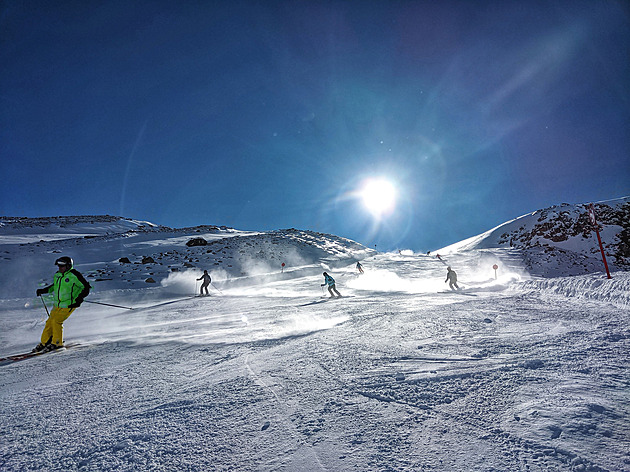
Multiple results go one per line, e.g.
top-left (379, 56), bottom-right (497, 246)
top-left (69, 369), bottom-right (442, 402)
top-left (1, 250), bottom-right (628, 471)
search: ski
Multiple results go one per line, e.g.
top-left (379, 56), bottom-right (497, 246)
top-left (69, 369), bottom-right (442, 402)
top-left (0, 342), bottom-right (81, 365)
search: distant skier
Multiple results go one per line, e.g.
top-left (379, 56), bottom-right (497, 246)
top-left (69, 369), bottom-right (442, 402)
top-left (197, 270), bottom-right (212, 296)
top-left (33, 256), bottom-right (90, 352)
top-left (321, 272), bottom-right (341, 298)
top-left (445, 266), bottom-right (460, 291)
top-left (356, 261), bottom-right (364, 274)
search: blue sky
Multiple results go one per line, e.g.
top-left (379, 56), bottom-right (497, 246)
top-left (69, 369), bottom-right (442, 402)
top-left (1, 1), bottom-right (628, 251)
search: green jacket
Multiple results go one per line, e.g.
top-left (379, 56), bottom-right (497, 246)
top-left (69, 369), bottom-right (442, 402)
top-left (43, 268), bottom-right (91, 308)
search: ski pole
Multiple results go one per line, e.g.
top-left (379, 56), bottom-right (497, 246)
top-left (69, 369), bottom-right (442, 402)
top-left (84, 300), bottom-right (134, 310)
top-left (211, 283), bottom-right (222, 294)
top-left (195, 280), bottom-right (199, 296)
top-left (40, 295), bottom-right (50, 317)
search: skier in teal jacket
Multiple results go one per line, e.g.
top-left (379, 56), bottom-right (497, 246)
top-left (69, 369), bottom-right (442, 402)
top-left (34, 256), bottom-right (90, 352)
top-left (321, 272), bottom-right (341, 298)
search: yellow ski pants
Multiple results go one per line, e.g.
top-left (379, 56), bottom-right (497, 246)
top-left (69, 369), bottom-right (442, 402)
top-left (40, 307), bottom-right (75, 346)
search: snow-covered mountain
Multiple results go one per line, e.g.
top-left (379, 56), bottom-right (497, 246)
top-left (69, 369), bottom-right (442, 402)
top-left (436, 196), bottom-right (629, 277)
top-left (3, 196), bottom-right (627, 296)
top-left (0, 215), bottom-right (162, 241)
top-left (0, 215), bottom-right (373, 299)
top-left (1, 207), bottom-right (628, 472)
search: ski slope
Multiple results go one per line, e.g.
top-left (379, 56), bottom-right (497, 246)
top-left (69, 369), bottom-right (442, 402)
top-left (1, 242), bottom-right (628, 471)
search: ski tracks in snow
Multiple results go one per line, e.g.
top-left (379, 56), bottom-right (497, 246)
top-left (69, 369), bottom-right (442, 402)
top-left (243, 353), bottom-right (329, 471)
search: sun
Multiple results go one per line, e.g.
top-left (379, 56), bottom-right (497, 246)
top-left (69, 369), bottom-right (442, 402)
top-left (359, 178), bottom-right (397, 218)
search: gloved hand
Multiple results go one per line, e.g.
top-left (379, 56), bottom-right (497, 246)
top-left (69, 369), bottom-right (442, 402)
top-left (36, 288), bottom-right (47, 296)
top-left (321, 284), bottom-right (325, 286)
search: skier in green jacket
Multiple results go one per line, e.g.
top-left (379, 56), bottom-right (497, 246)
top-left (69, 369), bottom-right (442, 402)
top-left (33, 256), bottom-right (90, 352)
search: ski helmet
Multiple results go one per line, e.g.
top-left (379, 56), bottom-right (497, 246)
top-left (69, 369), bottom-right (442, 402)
top-left (55, 256), bottom-right (73, 267)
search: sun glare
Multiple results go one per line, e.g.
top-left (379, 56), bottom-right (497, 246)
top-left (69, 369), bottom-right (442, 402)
top-left (359, 178), bottom-right (397, 218)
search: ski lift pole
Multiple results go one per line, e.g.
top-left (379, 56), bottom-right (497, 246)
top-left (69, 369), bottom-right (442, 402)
top-left (589, 203), bottom-right (612, 279)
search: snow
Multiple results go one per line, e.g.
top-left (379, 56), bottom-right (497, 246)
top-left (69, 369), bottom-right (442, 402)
top-left (1, 217), bottom-right (629, 471)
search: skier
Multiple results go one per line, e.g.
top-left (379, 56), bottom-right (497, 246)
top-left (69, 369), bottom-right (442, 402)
top-left (445, 266), bottom-right (460, 291)
top-left (321, 272), bottom-right (341, 298)
top-left (356, 261), bottom-right (364, 274)
top-left (33, 256), bottom-right (90, 352)
top-left (197, 270), bottom-right (212, 296)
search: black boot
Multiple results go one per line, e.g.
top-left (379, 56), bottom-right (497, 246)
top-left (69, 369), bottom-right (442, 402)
top-left (43, 343), bottom-right (63, 352)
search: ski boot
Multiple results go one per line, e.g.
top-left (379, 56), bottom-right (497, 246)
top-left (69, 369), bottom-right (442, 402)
top-left (43, 344), bottom-right (64, 352)
top-left (32, 343), bottom-right (49, 353)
